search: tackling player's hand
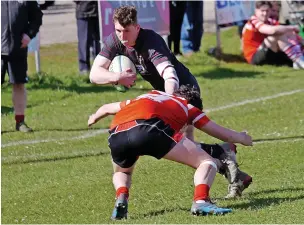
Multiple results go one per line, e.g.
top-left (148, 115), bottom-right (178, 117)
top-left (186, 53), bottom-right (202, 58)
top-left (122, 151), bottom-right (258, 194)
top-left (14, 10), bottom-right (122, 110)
top-left (118, 68), bottom-right (136, 88)
top-left (88, 114), bottom-right (96, 127)
top-left (239, 131), bottom-right (253, 146)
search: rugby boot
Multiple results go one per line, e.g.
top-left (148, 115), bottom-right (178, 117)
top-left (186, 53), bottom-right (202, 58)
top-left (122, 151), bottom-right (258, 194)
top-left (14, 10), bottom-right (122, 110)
top-left (111, 193), bottom-right (128, 220)
top-left (191, 200), bottom-right (232, 216)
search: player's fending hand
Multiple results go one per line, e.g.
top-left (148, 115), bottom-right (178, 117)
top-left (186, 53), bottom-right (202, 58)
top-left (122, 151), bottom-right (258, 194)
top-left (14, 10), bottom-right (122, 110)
top-left (88, 114), bottom-right (97, 127)
top-left (118, 68), bottom-right (136, 88)
top-left (239, 131), bottom-right (253, 146)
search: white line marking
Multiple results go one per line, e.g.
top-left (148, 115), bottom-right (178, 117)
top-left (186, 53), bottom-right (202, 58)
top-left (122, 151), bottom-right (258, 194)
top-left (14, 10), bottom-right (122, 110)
top-left (1, 129), bottom-right (108, 148)
top-left (2, 89), bottom-right (303, 148)
top-left (2, 137), bottom-right (303, 164)
top-left (205, 89), bottom-right (304, 113)
top-left (253, 138), bottom-right (304, 145)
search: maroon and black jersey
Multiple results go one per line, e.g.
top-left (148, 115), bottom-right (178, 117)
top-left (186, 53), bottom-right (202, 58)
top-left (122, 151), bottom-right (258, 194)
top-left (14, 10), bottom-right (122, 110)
top-left (99, 28), bottom-right (199, 92)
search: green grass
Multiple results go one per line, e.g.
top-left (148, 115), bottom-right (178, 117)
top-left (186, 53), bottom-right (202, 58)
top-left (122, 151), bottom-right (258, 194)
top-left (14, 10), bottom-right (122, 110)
top-left (1, 28), bottom-right (304, 223)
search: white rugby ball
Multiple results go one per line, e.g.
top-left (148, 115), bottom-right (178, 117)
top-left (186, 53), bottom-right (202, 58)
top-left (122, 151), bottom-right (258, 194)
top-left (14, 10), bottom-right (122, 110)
top-left (109, 55), bottom-right (136, 73)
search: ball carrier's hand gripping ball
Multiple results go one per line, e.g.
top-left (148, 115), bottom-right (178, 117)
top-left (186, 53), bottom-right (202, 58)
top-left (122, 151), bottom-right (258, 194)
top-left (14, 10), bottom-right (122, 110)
top-left (109, 55), bottom-right (137, 92)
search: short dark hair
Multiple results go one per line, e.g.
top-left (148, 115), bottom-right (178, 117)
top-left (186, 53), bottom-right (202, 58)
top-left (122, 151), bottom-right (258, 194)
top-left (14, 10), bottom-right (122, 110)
top-left (174, 85), bottom-right (203, 110)
top-left (113, 5), bottom-right (137, 27)
top-left (271, 1), bottom-right (281, 7)
top-left (256, 1), bottom-right (272, 9)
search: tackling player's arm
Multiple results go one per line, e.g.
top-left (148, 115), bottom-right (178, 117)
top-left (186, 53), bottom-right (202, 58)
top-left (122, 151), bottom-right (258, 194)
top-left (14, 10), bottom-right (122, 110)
top-left (199, 121), bottom-right (252, 146)
top-left (156, 62), bottom-right (179, 94)
top-left (88, 102), bottom-right (121, 127)
top-left (189, 105), bottom-right (252, 146)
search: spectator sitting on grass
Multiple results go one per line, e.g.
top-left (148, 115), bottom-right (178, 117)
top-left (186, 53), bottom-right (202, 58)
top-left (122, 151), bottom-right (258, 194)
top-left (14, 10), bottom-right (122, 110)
top-left (242, 1), bottom-right (304, 69)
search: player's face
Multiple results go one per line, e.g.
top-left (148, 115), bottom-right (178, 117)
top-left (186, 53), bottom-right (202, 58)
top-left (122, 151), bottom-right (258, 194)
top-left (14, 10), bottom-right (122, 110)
top-left (255, 5), bottom-right (270, 22)
top-left (270, 4), bottom-right (280, 20)
top-left (114, 21), bottom-right (140, 47)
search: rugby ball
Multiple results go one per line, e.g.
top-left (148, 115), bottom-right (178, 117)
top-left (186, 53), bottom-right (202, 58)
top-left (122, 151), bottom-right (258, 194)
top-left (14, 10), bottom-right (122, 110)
top-left (109, 55), bottom-right (136, 92)
top-left (109, 55), bottom-right (136, 74)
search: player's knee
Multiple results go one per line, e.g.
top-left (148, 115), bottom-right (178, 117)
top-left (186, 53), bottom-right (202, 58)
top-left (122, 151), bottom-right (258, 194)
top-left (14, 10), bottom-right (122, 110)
top-left (13, 83), bottom-right (25, 91)
top-left (199, 159), bottom-right (218, 172)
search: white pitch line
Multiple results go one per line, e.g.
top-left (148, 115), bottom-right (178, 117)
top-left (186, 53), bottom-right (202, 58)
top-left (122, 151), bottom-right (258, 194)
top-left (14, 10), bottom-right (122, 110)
top-left (2, 137), bottom-right (303, 164)
top-left (253, 138), bottom-right (304, 145)
top-left (1, 89), bottom-right (303, 148)
top-left (205, 89), bottom-right (304, 113)
top-left (1, 129), bottom-right (108, 148)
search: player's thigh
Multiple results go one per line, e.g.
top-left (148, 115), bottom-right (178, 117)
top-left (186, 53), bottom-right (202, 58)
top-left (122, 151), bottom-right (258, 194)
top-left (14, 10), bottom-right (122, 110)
top-left (109, 129), bottom-right (139, 169)
top-left (7, 56), bottom-right (28, 84)
top-left (163, 137), bottom-right (215, 169)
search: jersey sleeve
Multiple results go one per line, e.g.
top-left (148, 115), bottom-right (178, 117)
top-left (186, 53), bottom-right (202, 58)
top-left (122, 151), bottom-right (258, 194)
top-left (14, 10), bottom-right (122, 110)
top-left (187, 104), bottom-right (210, 128)
top-left (99, 33), bottom-right (120, 61)
top-left (146, 33), bottom-right (173, 67)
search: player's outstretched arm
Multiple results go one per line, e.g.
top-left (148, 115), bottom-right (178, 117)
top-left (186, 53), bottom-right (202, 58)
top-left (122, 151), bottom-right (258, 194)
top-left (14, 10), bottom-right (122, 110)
top-left (199, 120), bottom-right (253, 146)
top-left (88, 102), bottom-right (121, 127)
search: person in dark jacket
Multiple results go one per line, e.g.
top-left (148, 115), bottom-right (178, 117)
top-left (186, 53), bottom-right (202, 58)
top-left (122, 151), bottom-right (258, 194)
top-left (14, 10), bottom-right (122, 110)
top-left (168, 1), bottom-right (187, 56)
top-left (181, 1), bottom-right (204, 57)
top-left (74, 1), bottom-right (100, 75)
top-left (1, 1), bottom-right (43, 132)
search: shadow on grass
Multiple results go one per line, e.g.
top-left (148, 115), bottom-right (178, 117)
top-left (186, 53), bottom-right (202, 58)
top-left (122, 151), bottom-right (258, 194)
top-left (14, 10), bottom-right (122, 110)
top-left (132, 206), bottom-right (189, 219)
top-left (216, 53), bottom-right (246, 63)
top-left (197, 67), bottom-right (264, 79)
top-left (254, 135), bottom-right (304, 143)
top-left (23, 73), bottom-right (152, 94)
top-left (227, 187), bottom-right (304, 210)
top-left (2, 151), bottom-right (110, 165)
top-left (1, 106), bottom-right (14, 115)
top-left (248, 187), bottom-right (304, 196)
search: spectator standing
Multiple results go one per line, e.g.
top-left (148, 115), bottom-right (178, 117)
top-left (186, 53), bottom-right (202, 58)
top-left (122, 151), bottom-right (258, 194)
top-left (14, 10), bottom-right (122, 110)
top-left (74, 1), bottom-right (100, 75)
top-left (180, 1), bottom-right (204, 57)
top-left (1, 1), bottom-right (43, 132)
top-left (168, 1), bottom-right (187, 56)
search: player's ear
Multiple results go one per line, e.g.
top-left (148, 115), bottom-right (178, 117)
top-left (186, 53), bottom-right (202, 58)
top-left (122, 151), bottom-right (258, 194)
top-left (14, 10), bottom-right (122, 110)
top-left (135, 24), bottom-right (140, 32)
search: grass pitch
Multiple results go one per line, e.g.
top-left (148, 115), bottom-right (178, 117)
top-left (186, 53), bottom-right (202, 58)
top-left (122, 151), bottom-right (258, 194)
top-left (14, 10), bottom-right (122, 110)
top-left (1, 28), bottom-right (304, 223)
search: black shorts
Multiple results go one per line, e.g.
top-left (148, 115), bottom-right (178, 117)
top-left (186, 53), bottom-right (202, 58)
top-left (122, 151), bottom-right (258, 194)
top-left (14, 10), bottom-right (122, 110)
top-left (108, 117), bottom-right (177, 168)
top-left (1, 55), bottom-right (28, 84)
top-left (251, 43), bottom-right (293, 67)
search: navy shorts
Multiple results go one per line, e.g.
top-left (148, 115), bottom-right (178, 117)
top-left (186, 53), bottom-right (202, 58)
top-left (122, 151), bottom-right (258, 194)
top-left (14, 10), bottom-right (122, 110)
top-left (1, 55), bottom-right (28, 84)
top-left (108, 117), bottom-right (177, 168)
